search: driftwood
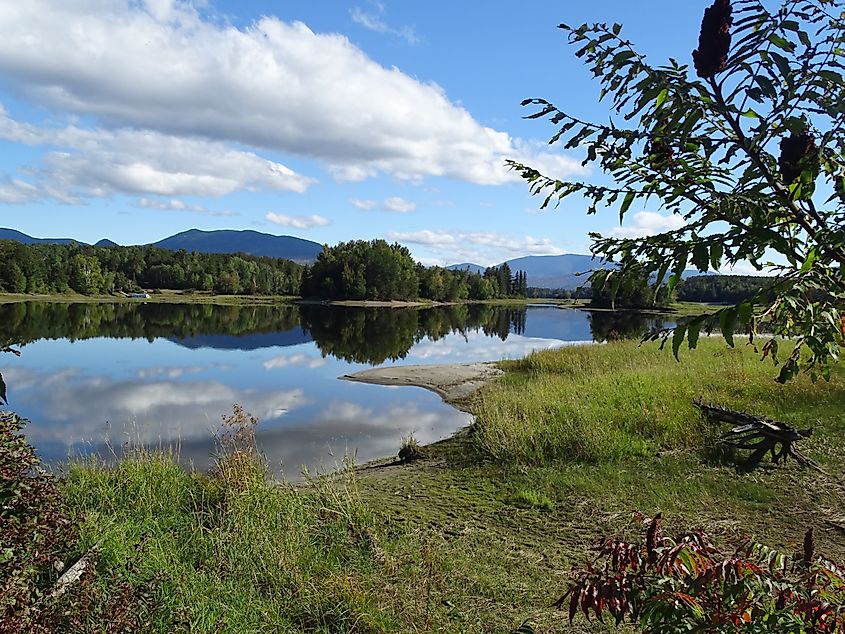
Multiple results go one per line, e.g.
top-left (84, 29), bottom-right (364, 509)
top-left (694, 400), bottom-right (823, 473)
top-left (46, 542), bottom-right (102, 602)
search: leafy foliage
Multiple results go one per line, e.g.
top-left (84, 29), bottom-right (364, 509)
top-left (0, 240), bottom-right (303, 296)
top-left (510, 0), bottom-right (845, 381)
top-left (300, 238), bottom-right (528, 301)
top-left (0, 411), bottom-right (157, 632)
top-left (557, 514), bottom-right (845, 632)
top-left (678, 274), bottom-right (777, 303)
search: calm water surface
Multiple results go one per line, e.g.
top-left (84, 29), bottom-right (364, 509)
top-left (0, 302), bottom-right (672, 475)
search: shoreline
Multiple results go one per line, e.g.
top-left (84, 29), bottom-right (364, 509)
top-left (342, 362), bottom-right (503, 412)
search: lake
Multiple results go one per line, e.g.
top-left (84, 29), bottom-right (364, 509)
top-left (0, 301), bottom-right (673, 476)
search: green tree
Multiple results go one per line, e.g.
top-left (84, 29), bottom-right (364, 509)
top-left (6, 264), bottom-right (26, 294)
top-left (69, 253), bottom-right (105, 295)
top-left (511, 0), bottom-right (845, 381)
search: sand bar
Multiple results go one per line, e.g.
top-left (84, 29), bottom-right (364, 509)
top-left (341, 362), bottom-right (502, 407)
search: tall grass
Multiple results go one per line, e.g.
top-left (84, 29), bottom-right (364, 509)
top-left (60, 409), bottom-right (394, 633)
top-left (473, 338), bottom-right (845, 465)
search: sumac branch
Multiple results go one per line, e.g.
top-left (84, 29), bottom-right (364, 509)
top-left (512, 0), bottom-right (845, 381)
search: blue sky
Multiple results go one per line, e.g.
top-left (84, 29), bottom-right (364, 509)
top-left (0, 0), bottom-right (708, 266)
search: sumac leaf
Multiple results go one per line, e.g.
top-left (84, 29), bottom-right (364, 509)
top-left (688, 321), bottom-right (701, 350)
top-left (720, 308), bottom-right (737, 347)
top-left (673, 325), bottom-right (687, 361)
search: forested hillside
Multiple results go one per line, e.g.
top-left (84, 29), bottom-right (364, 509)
top-left (677, 275), bottom-right (776, 304)
top-left (300, 240), bottom-right (527, 301)
top-left (0, 239), bottom-right (529, 302)
top-left (0, 241), bottom-right (303, 296)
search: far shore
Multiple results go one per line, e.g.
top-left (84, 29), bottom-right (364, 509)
top-left (0, 291), bottom-right (716, 315)
top-left (0, 291), bottom-right (568, 309)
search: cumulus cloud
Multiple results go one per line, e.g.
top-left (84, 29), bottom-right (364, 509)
top-left (386, 229), bottom-right (566, 266)
top-left (608, 211), bottom-right (685, 239)
top-left (263, 353), bottom-right (327, 369)
top-left (382, 196), bottom-right (416, 213)
top-left (725, 261), bottom-right (778, 276)
top-left (350, 6), bottom-right (419, 44)
top-left (351, 198), bottom-right (378, 210)
top-left (137, 197), bottom-right (238, 217)
top-left (265, 212), bottom-right (331, 230)
top-left (0, 177), bottom-right (39, 203)
top-left (0, 1), bottom-right (583, 186)
top-left (406, 330), bottom-right (569, 363)
top-left (353, 196), bottom-right (416, 213)
top-left (0, 106), bottom-right (314, 201)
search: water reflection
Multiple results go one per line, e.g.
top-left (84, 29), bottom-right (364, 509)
top-left (0, 302), bottom-right (674, 475)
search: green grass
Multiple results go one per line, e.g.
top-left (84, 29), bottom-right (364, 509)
top-left (61, 452), bottom-right (396, 633)
top-left (55, 339), bottom-right (845, 633)
top-left (473, 338), bottom-right (845, 465)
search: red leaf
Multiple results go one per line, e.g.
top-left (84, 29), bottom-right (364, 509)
top-left (569, 586), bottom-right (579, 623)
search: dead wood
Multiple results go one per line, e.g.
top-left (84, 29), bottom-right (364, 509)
top-left (47, 541), bottom-right (102, 602)
top-left (694, 400), bottom-right (826, 474)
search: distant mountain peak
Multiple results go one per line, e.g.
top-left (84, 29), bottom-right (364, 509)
top-left (447, 253), bottom-right (603, 289)
top-left (0, 227), bottom-right (323, 264)
top-left (151, 228), bottom-right (323, 263)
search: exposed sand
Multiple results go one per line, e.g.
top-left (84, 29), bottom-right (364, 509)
top-left (341, 362), bottom-right (502, 408)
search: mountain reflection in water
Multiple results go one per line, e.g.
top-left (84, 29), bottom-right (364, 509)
top-left (0, 302), bottom-right (673, 476)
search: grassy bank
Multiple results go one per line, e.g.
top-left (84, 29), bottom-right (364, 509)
top-left (15, 339), bottom-right (844, 632)
top-left (0, 291), bottom-right (715, 316)
top-left (474, 339), bottom-right (844, 464)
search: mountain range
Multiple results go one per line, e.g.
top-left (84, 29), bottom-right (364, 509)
top-left (448, 254), bottom-right (715, 289)
top-left (0, 227), bottom-right (708, 289)
top-left (448, 254), bottom-right (607, 289)
top-left (0, 227), bottom-right (324, 264)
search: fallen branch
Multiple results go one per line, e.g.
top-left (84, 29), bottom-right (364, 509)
top-left (47, 542), bottom-right (102, 602)
top-left (694, 400), bottom-right (827, 475)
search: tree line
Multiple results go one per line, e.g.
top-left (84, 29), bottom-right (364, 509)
top-left (0, 239), bottom-right (529, 301)
top-left (0, 241), bottom-right (302, 296)
top-left (676, 275), bottom-right (776, 304)
top-left (301, 240), bottom-right (528, 301)
top-left (0, 238), bottom-right (531, 301)
top-left (1, 301), bottom-right (535, 366)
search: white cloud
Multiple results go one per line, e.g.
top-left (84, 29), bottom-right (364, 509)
top-left (351, 198), bottom-right (378, 210)
top-left (350, 6), bottom-right (419, 45)
top-left (389, 230), bottom-right (457, 246)
top-left (352, 196), bottom-right (416, 213)
top-left (0, 2), bottom-right (583, 187)
top-left (137, 197), bottom-right (238, 217)
top-left (386, 229), bottom-right (566, 266)
top-left (136, 365), bottom-right (205, 379)
top-left (16, 372), bottom-right (308, 445)
top-left (609, 211), bottom-right (685, 239)
top-left (0, 177), bottom-right (39, 203)
top-left (263, 353), bottom-right (327, 370)
top-left (725, 261), bottom-right (777, 276)
top-left (0, 106), bottom-right (314, 201)
top-left (382, 196), bottom-right (416, 213)
top-left (407, 330), bottom-right (569, 362)
top-left (265, 212), bottom-right (331, 230)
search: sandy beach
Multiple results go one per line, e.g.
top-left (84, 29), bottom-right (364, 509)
top-left (341, 362), bottom-right (502, 408)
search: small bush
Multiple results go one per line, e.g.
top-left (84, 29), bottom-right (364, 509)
top-left (398, 434), bottom-right (426, 463)
top-left (557, 514), bottom-right (845, 632)
top-left (1, 411), bottom-right (155, 633)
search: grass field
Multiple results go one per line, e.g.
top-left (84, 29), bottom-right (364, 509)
top-left (50, 338), bottom-right (845, 632)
